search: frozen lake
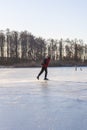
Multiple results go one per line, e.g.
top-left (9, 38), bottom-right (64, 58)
top-left (0, 67), bottom-right (87, 130)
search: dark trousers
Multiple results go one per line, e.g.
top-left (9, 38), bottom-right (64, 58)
top-left (38, 67), bottom-right (47, 78)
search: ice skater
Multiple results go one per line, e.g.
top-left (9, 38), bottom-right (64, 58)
top-left (37, 56), bottom-right (50, 80)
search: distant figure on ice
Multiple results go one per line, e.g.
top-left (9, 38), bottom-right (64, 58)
top-left (75, 65), bottom-right (82, 71)
top-left (75, 65), bottom-right (77, 71)
top-left (80, 67), bottom-right (82, 71)
top-left (37, 56), bottom-right (50, 80)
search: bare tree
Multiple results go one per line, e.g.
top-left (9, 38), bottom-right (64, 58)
top-left (59, 39), bottom-right (63, 61)
top-left (0, 31), bottom-right (5, 59)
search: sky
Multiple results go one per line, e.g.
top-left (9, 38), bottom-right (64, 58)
top-left (0, 0), bottom-right (87, 42)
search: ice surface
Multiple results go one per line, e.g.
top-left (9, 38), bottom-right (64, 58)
top-left (0, 67), bottom-right (87, 130)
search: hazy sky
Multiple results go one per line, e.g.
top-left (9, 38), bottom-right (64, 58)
top-left (0, 0), bottom-right (87, 42)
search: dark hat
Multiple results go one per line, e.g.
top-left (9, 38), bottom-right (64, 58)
top-left (48, 56), bottom-right (50, 59)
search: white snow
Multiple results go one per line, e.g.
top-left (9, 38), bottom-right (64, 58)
top-left (0, 67), bottom-right (87, 130)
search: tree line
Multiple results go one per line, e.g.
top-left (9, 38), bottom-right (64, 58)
top-left (0, 29), bottom-right (87, 67)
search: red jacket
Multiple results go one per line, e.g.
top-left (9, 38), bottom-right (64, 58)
top-left (42, 57), bottom-right (50, 68)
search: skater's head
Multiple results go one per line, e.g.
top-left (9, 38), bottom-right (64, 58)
top-left (47, 56), bottom-right (50, 59)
